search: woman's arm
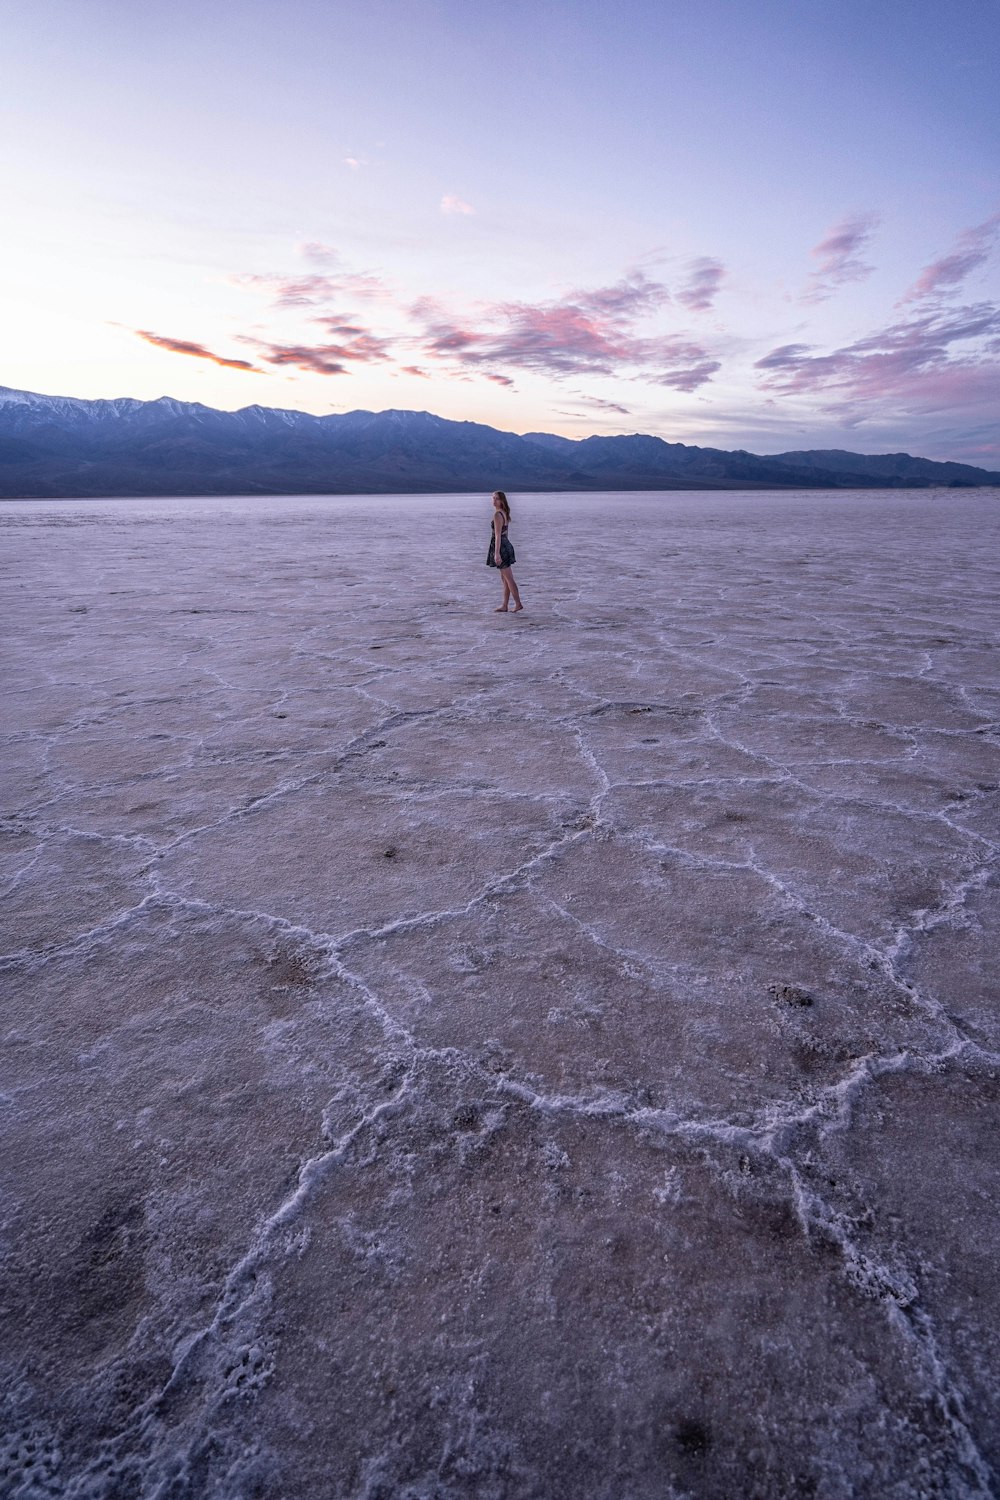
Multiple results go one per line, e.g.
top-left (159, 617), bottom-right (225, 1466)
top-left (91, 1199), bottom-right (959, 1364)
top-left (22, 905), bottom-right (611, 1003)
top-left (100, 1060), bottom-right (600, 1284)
top-left (493, 511), bottom-right (503, 562)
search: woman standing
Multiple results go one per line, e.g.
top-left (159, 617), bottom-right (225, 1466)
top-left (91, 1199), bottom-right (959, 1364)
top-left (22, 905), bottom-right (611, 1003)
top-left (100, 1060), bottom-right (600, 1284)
top-left (486, 490), bottom-right (523, 613)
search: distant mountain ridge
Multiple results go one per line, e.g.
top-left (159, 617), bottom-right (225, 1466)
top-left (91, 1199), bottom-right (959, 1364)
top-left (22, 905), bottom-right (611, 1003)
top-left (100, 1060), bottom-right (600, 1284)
top-left (1, 384), bottom-right (997, 497)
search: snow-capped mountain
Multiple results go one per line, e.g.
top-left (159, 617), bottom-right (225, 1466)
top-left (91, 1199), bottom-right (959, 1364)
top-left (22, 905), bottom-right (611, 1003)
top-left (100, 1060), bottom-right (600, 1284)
top-left (1, 385), bottom-right (997, 497)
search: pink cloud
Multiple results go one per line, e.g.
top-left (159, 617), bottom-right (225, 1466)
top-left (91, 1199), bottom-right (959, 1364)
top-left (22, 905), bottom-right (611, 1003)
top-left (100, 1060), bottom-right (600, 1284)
top-left (255, 344), bottom-right (351, 376)
top-left (676, 258), bottom-right (726, 312)
top-left (412, 273), bottom-right (716, 388)
top-left (249, 323), bottom-right (395, 375)
top-left (332, 272), bottom-right (391, 301)
top-left (275, 276), bottom-right (341, 308)
top-left (238, 269), bottom-right (391, 307)
top-left (298, 241), bottom-right (340, 266)
top-left (230, 261), bottom-right (721, 394)
top-left (901, 213), bottom-right (1000, 303)
top-left (754, 302), bottom-right (1000, 413)
top-left (441, 194), bottom-right (475, 215)
top-left (311, 317), bottom-right (394, 362)
top-left (135, 330), bottom-right (260, 372)
top-left (420, 302), bottom-right (623, 375)
top-left (803, 213), bottom-right (879, 303)
top-left (572, 275), bottom-right (668, 320)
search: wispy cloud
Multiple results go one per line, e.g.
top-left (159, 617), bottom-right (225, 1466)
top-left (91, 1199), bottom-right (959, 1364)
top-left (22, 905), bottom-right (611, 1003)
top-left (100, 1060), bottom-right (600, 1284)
top-left (418, 301), bottom-right (624, 375)
top-left (412, 272), bottom-right (717, 389)
top-left (676, 257), bottom-right (726, 312)
top-left (311, 318), bottom-right (394, 361)
top-left (298, 241), bottom-right (339, 266)
top-left (253, 344), bottom-right (352, 376)
top-left (230, 256), bottom-right (721, 394)
top-left (754, 302), bottom-right (1000, 414)
top-left (572, 275), bottom-right (668, 321)
top-left (568, 394), bottom-right (632, 415)
top-left (441, 194), bottom-right (475, 216)
top-left (252, 274), bottom-right (341, 308)
top-left (239, 270), bottom-right (391, 307)
top-left (135, 330), bottom-right (259, 372)
top-left (249, 320), bottom-right (395, 376)
top-left (803, 213), bottom-right (879, 303)
top-left (651, 360), bottom-right (722, 392)
top-left (901, 212), bottom-right (1000, 303)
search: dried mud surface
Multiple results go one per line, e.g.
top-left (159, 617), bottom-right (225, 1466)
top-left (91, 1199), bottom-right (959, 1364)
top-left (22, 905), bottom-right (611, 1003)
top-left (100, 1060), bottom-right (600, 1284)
top-left (2, 489), bottom-right (999, 1499)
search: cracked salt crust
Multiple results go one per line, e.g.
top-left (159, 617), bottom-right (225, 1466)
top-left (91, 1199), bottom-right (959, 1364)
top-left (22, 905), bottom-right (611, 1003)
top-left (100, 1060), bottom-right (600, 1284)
top-left (1, 489), bottom-right (999, 1499)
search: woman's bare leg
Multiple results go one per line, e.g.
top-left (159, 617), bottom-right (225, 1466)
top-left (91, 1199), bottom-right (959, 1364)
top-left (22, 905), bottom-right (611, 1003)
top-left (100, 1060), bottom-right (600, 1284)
top-left (502, 568), bottom-right (523, 611)
top-left (495, 577), bottom-right (511, 611)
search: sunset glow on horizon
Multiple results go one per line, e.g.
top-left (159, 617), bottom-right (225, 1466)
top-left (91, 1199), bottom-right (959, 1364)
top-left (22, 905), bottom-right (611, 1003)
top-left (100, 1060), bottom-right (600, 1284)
top-left (2, 0), bottom-right (998, 462)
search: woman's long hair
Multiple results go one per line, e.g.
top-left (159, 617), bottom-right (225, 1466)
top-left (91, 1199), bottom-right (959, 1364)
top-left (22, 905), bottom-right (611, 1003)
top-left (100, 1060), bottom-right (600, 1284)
top-left (493, 490), bottom-right (511, 521)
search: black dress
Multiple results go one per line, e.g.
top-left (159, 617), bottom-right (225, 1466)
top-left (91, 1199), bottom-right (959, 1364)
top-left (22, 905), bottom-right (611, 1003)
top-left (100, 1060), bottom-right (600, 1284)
top-left (486, 521), bottom-right (516, 569)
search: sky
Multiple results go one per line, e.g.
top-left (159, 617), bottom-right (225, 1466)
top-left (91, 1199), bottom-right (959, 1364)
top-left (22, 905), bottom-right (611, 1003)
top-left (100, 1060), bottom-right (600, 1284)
top-left (2, 0), bottom-right (999, 462)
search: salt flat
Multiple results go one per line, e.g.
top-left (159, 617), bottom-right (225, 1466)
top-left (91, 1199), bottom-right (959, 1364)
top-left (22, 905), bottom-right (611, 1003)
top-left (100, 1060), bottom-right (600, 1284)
top-left (2, 488), bottom-right (999, 1500)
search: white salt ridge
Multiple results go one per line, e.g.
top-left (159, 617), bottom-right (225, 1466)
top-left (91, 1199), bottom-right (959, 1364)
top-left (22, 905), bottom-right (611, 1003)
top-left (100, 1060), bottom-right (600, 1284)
top-left (1, 489), bottom-right (999, 1497)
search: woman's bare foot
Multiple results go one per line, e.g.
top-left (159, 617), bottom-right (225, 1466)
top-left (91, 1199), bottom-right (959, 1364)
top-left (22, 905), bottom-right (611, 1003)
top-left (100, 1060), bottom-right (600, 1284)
top-left (494, 606), bottom-right (508, 612)
top-left (512, 603), bottom-right (524, 612)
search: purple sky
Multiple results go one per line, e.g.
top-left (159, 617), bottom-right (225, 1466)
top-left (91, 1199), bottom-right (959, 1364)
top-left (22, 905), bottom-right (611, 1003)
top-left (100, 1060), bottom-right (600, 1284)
top-left (2, 0), bottom-right (999, 461)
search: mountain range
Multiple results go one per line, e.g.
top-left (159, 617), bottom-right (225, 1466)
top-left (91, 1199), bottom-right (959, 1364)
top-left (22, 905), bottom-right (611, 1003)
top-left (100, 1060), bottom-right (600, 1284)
top-left (1, 384), bottom-right (998, 497)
